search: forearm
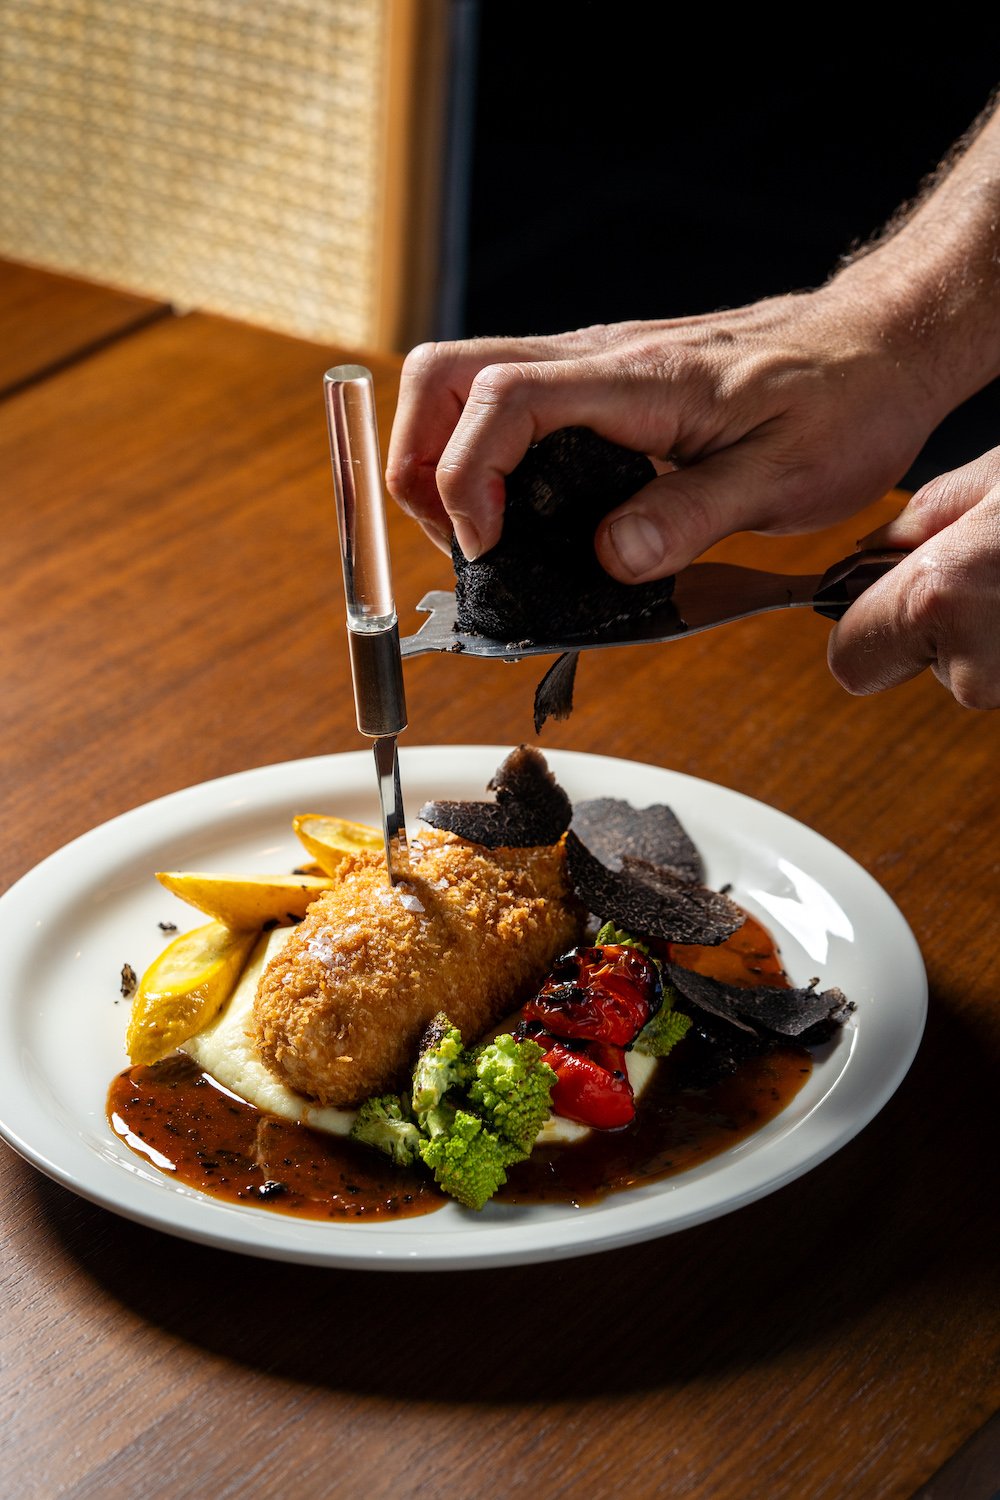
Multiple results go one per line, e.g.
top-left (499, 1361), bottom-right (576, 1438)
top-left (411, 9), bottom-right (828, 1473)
top-left (827, 93), bottom-right (1000, 421)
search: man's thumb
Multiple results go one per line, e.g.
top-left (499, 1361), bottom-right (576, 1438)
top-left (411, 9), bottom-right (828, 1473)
top-left (595, 452), bottom-right (773, 581)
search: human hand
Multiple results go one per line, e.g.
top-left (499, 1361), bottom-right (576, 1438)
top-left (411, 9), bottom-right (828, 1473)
top-left (829, 448), bottom-right (1000, 709)
top-left (385, 284), bottom-right (943, 576)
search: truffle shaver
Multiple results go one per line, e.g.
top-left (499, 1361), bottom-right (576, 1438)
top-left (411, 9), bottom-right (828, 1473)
top-left (399, 550), bottom-right (906, 662)
top-left (324, 365), bottom-right (408, 884)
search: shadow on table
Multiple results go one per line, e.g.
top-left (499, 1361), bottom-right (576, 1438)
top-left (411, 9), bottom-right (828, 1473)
top-left (33, 989), bottom-right (997, 1403)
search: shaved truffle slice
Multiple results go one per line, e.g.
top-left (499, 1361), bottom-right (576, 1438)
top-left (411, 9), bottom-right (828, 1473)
top-left (419, 745), bottom-right (573, 848)
top-left (664, 960), bottom-right (854, 1041)
top-left (565, 831), bottom-right (744, 945)
top-left (453, 427), bottom-right (674, 642)
top-left (571, 798), bottom-right (703, 884)
top-left (533, 650), bottom-right (580, 734)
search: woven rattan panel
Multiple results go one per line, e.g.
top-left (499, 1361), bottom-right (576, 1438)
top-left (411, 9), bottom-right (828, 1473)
top-left (0, 0), bottom-right (389, 346)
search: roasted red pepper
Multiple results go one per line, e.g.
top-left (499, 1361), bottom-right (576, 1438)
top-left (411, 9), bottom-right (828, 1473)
top-left (538, 1036), bottom-right (636, 1129)
top-left (523, 944), bottom-right (660, 1045)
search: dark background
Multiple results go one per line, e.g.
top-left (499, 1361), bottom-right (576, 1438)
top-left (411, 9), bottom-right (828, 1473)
top-left (452, 10), bottom-right (998, 490)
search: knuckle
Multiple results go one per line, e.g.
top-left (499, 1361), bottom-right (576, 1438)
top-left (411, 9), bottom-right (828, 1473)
top-left (655, 468), bottom-right (728, 550)
top-left (400, 340), bottom-right (444, 382)
top-left (384, 448), bottom-right (415, 496)
top-left (560, 320), bottom-right (618, 350)
top-left (912, 444), bottom-right (1000, 518)
top-left (908, 473), bottom-right (960, 526)
top-left (946, 672), bottom-right (1000, 710)
top-left (467, 361), bottom-right (536, 409)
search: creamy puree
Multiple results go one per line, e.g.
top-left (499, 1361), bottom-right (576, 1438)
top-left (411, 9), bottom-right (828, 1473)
top-left (182, 925), bottom-right (655, 1145)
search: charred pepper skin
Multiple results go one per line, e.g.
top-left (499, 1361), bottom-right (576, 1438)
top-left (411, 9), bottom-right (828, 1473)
top-left (523, 945), bottom-right (661, 1045)
top-left (518, 945), bottom-right (663, 1129)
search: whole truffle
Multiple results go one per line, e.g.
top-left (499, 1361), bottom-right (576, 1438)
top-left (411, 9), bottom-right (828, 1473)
top-left (453, 427), bottom-right (674, 641)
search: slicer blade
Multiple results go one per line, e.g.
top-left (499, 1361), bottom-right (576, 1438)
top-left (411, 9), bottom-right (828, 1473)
top-left (399, 552), bottom-right (905, 662)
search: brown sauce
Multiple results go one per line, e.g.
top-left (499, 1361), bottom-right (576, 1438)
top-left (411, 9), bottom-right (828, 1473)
top-left (499, 1045), bottom-right (810, 1206)
top-left (106, 913), bottom-right (812, 1220)
top-left (107, 1058), bottom-right (443, 1220)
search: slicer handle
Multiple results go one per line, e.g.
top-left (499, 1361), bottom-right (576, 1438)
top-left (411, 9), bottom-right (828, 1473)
top-left (324, 365), bottom-right (407, 737)
top-left (813, 549), bottom-right (907, 622)
top-left (324, 365), bottom-right (397, 628)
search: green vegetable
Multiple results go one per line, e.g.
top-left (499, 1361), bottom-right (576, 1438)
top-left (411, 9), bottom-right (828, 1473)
top-left (351, 1094), bottom-right (423, 1167)
top-left (411, 1016), bottom-right (470, 1118)
top-left (468, 1033), bottom-right (558, 1156)
top-left (594, 920), bottom-right (650, 954)
top-left (419, 1103), bottom-right (514, 1211)
top-left (633, 982), bottom-right (692, 1057)
top-left (349, 1012), bottom-right (557, 1210)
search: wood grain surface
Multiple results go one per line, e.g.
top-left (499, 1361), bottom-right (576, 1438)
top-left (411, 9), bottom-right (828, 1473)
top-left (0, 258), bottom-right (168, 399)
top-left (1, 277), bottom-right (997, 1500)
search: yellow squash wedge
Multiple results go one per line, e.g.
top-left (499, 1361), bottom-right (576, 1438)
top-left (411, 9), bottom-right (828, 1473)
top-left (292, 814), bottom-right (382, 875)
top-left (154, 871), bottom-right (336, 929)
top-left (126, 921), bottom-right (258, 1065)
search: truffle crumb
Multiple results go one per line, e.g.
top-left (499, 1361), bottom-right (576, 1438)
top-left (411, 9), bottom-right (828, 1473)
top-left (258, 1180), bottom-right (288, 1200)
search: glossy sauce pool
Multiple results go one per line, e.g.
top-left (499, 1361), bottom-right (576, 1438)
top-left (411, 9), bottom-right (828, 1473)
top-left (107, 915), bottom-right (813, 1220)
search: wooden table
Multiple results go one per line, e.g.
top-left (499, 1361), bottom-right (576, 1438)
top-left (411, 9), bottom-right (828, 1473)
top-left (1, 260), bottom-right (997, 1500)
top-left (0, 259), bottom-right (168, 400)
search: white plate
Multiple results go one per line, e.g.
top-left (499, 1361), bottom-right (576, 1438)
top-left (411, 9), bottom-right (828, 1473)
top-left (0, 748), bottom-right (926, 1271)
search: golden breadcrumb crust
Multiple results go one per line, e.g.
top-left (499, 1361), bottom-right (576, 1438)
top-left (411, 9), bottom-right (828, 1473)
top-left (251, 830), bottom-right (583, 1107)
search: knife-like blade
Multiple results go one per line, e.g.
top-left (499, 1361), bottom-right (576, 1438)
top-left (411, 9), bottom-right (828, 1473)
top-left (373, 734), bottom-right (408, 884)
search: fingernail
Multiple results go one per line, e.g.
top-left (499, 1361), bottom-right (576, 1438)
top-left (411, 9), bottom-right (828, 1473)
top-left (453, 516), bottom-right (483, 561)
top-left (609, 513), bottom-right (664, 578)
top-left (422, 521), bottom-right (454, 554)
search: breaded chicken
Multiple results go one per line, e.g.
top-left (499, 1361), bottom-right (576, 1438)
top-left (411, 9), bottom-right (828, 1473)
top-left (251, 830), bottom-right (583, 1107)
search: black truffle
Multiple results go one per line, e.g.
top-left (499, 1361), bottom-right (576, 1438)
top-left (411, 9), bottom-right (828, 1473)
top-left (533, 650), bottom-right (580, 734)
top-left (663, 960), bottom-right (854, 1040)
top-left (571, 797), bottom-right (704, 884)
top-left (565, 831), bottom-right (744, 945)
top-left (419, 745), bottom-right (573, 848)
top-left (453, 427), bottom-right (674, 641)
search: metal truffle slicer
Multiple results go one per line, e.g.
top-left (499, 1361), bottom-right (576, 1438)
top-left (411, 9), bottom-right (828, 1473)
top-left (324, 364), bottom-right (408, 885)
top-left (398, 551), bottom-right (908, 664)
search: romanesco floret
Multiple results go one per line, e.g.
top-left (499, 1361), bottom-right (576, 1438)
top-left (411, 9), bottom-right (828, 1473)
top-left (595, 920), bottom-right (692, 1057)
top-left (418, 1104), bottom-right (513, 1210)
top-left (350, 1017), bottom-right (551, 1209)
top-left (351, 1094), bottom-right (423, 1167)
top-left (410, 1013), bottom-right (471, 1118)
top-left (633, 982), bottom-right (692, 1057)
top-left (467, 1033), bottom-right (557, 1156)
top-left (595, 920), bottom-right (650, 953)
